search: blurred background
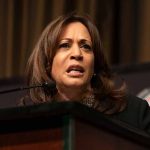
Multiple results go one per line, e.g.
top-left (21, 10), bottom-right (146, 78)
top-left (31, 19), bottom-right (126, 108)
top-left (0, 0), bottom-right (150, 107)
top-left (0, 0), bottom-right (150, 78)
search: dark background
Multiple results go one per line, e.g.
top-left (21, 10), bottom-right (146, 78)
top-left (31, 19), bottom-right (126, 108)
top-left (0, 0), bottom-right (150, 78)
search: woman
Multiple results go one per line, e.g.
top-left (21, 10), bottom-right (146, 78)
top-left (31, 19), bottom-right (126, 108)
top-left (25, 13), bottom-right (150, 132)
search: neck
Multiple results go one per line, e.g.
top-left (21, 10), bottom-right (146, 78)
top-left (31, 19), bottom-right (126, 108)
top-left (55, 85), bottom-right (91, 102)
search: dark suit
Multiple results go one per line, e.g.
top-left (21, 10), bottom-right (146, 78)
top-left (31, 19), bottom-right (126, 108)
top-left (113, 94), bottom-right (150, 133)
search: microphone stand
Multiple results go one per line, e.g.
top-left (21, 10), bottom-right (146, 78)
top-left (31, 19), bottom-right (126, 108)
top-left (0, 82), bottom-right (55, 94)
top-left (0, 85), bottom-right (43, 94)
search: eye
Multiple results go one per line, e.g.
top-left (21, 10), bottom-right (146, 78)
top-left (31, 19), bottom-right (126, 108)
top-left (58, 42), bottom-right (70, 49)
top-left (80, 44), bottom-right (92, 51)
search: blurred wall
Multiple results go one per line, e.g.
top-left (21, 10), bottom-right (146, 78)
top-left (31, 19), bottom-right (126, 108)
top-left (117, 0), bottom-right (150, 64)
top-left (0, 0), bottom-right (150, 79)
top-left (0, 0), bottom-right (114, 78)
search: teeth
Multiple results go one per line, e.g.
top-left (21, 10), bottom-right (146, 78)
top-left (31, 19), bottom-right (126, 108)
top-left (68, 68), bottom-right (83, 73)
top-left (72, 68), bottom-right (79, 71)
top-left (67, 66), bottom-right (84, 73)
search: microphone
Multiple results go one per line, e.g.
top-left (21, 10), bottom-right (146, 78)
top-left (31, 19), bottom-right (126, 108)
top-left (0, 82), bottom-right (56, 94)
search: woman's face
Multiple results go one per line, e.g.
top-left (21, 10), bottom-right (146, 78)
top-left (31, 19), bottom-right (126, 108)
top-left (51, 22), bottom-right (94, 90)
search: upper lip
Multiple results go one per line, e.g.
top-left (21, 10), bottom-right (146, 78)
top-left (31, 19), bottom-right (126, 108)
top-left (66, 65), bottom-right (84, 73)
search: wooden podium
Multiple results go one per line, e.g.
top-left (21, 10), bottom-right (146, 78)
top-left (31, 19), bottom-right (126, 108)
top-left (0, 102), bottom-right (150, 150)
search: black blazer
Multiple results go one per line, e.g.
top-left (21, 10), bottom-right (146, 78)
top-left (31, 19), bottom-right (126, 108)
top-left (112, 94), bottom-right (150, 133)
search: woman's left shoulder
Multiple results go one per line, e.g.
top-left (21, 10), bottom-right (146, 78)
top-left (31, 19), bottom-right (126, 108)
top-left (113, 93), bottom-right (150, 132)
top-left (125, 93), bottom-right (149, 113)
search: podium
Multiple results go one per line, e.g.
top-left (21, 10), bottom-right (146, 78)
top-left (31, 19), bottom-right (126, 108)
top-left (0, 102), bottom-right (150, 150)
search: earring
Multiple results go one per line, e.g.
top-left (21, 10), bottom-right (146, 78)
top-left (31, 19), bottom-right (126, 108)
top-left (93, 73), bottom-right (96, 77)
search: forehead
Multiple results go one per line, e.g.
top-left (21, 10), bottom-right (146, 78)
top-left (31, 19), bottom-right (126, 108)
top-left (59, 22), bottom-right (91, 40)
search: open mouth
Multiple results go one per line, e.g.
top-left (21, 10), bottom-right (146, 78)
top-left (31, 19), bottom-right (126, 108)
top-left (66, 65), bottom-right (84, 76)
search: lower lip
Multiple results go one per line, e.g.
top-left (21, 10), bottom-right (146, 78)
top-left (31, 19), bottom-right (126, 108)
top-left (66, 71), bottom-right (84, 77)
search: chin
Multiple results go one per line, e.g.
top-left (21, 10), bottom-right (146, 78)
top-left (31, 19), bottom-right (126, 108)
top-left (64, 80), bottom-right (87, 88)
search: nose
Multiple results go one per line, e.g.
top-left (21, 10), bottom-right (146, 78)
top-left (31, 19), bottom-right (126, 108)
top-left (70, 44), bottom-right (83, 61)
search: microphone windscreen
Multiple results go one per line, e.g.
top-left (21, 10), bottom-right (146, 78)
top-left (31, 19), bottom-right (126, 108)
top-left (42, 81), bottom-right (56, 89)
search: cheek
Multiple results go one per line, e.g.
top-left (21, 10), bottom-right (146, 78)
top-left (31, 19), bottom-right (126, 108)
top-left (87, 55), bottom-right (94, 73)
top-left (51, 56), bottom-right (60, 79)
top-left (51, 54), bottom-right (66, 80)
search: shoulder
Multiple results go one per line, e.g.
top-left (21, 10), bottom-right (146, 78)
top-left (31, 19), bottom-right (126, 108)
top-left (125, 94), bottom-right (149, 114)
top-left (113, 93), bottom-right (150, 132)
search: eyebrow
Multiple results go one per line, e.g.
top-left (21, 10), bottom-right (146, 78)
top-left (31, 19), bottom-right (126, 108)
top-left (79, 39), bottom-right (91, 44)
top-left (60, 38), bottom-right (92, 44)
